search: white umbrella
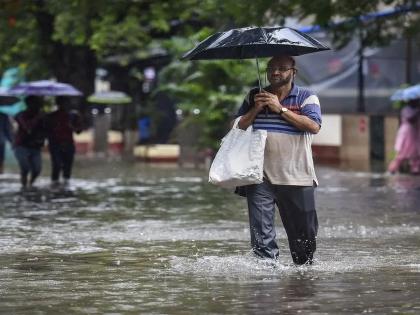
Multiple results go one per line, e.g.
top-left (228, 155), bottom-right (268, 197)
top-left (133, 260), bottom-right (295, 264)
top-left (8, 80), bottom-right (82, 96)
top-left (87, 91), bottom-right (132, 104)
top-left (390, 84), bottom-right (420, 102)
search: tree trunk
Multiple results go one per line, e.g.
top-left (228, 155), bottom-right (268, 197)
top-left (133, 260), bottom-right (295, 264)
top-left (53, 45), bottom-right (96, 98)
top-left (33, 2), bottom-right (96, 108)
top-left (105, 65), bottom-right (137, 158)
top-left (357, 35), bottom-right (365, 113)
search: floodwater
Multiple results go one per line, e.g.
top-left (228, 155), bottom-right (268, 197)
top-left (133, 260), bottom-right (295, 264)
top-left (1, 161), bottom-right (420, 314)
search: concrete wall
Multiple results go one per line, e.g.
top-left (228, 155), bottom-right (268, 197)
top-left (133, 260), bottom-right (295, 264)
top-left (313, 115), bottom-right (342, 146)
top-left (384, 116), bottom-right (399, 164)
top-left (71, 114), bottom-right (400, 168)
top-left (340, 114), bottom-right (370, 162)
top-left (314, 113), bottom-right (399, 169)
top-left (312, 114), bottom-right (371, 164)
top-left (313, 114), bottom-right (342, 162)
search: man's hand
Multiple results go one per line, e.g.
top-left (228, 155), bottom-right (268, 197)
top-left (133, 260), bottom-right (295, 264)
top-left (254, 90), bottom-right (282, 113)
top-left (237, 92), bottom-right (268, 130)
top-left (254, 90), bottom-right (320, 134)
top-left (252, 93), bottom-right (268, 113)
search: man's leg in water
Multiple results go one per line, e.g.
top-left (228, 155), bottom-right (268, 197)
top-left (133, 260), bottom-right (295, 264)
top-left (246, 181), bottom-right (279, 259)
top-left (275, 185), bottom-right (318, 265)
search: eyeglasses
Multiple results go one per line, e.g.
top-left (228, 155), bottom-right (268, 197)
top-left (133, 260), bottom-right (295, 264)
top-left (267, 66), bottom-right (295, 73)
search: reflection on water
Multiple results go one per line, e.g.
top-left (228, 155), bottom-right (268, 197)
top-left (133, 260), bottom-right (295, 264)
top-left (1, 161), bottom-right (420, 314)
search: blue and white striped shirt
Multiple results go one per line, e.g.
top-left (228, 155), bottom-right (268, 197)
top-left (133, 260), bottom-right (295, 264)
top-left (237, 84), bottom-right (322, 135)
top-left (236, 84), bottom-right (321, 186)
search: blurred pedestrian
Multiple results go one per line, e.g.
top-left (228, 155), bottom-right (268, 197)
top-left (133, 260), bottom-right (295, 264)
top-left (236, 55), bottom-right (321, 265)
top-left (0, 113), bottom-right (13, 173)
top-left (388, 100), bottom-right (419, 174)
top-left (411, 99), bottom-right (420, 174)
top-left (13, 96), bottom-right (46, 189)
top-left (45, 96), bottom-right (82, 187)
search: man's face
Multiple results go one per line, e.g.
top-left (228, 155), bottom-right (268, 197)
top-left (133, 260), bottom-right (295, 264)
top-left (267, 57), bottom-right (295, 88)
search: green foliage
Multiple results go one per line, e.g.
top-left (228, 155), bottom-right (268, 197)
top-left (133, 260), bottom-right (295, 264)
top-left (0, 2), bottom-right (46, 78)
top-left (1, 0), bottom-right (418, 148)
top-left (1, 0), bottom-right (417, 75)
top-left (287, 0), bottom-right (420, 48)
top-left (156, 35), bottom-right (264, 149)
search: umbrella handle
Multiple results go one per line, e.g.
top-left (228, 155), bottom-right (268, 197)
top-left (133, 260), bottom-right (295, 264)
top-left (256, 57), bottom-right (268, 117)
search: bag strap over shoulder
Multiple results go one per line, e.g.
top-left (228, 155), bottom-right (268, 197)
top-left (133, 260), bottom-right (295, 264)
top-left (232, 116), bottom-right (253, 132)
top-left (232, 116), bottom-right (242, 129)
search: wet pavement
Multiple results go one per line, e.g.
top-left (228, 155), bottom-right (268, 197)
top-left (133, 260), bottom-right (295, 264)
top-left (1, 160), bottom-right (420, 314)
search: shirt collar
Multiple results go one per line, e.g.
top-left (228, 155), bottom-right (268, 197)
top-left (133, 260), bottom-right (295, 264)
top-left (288, 83), bottom-right (299, 97)
top-left (266, 83), bottom-right (299, 98)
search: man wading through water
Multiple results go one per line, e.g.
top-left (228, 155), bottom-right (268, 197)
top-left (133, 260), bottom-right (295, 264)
top-left (235, 55), bottom-right (321, 265)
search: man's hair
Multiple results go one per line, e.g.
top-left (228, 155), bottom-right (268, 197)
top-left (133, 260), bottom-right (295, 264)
top-left (56, 96), bottom-right (68, 106)
top-left (268, 55), bottom-right (296, 68)
top-left (25, 95), bottom-right (42, 109)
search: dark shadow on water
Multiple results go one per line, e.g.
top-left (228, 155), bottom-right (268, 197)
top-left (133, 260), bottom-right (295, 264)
top-left (1, 162), bottom-right (420, 314)
top-left (370, 159), bottom-right (386, 173)
top-left (18, 187), bottom-right (76, 203)
top-left (369, 176), bottom-right (387, 187)
top-left (248, 277), bottom-right (317, 313)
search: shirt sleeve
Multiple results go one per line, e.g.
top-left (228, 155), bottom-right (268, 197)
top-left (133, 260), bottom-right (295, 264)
top-left (300, 94), bottom-right (322, 126)
top-left (235, 93), bottom-right (251, 117)
top-left (235, 88), bottom-right (259, 118)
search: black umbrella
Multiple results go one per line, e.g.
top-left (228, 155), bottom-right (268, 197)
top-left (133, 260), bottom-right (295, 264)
top-left (182, 26), bottom-right (330, 89)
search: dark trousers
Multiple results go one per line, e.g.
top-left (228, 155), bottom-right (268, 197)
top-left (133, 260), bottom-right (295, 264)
top-left (48, 142), bottom-right (75, 181)
top-left (246, 180), bottom-right (318, 265)
top-left (0, 140), bottom-right (5, 166)
top-left (14, 146), bottom-right (42, 185)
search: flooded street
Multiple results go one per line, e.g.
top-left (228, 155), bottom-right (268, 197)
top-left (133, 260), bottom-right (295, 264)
top-left (1, 161), bottom-right (420, 314)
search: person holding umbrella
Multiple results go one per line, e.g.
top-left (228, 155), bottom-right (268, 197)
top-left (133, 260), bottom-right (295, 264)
top-left (235, 55), bottom-right (321, 265)
top-left (183, 26), bottom-right (328, 265)
top-left (45, 96), bottom-right (82, 188)
top-left (415, 98), bottom-right (420, 173)
top-left (387, 100), bottom-right (419, 174)
top-left (8, 80), bottom-right (83, 188)
top-left (13, 95), bottom-right (46, 189)
top-left (0, 113), bottom-right (13, 174)
top-left (389, 85), bottom-right (420, 174)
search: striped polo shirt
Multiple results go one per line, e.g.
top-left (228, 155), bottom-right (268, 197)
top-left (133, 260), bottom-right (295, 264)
top-left (236, 84), bottom-right (322, 186)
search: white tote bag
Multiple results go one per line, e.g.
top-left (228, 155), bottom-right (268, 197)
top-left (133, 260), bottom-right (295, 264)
top-left (209, 116), bottom-right (267, 188)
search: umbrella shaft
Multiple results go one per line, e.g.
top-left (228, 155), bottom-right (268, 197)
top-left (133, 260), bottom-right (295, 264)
top-left (256, 58), bottom-right (262, 92)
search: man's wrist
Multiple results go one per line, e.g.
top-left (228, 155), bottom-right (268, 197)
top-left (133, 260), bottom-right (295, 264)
top-left (272, 105), bottom-right (281, 114)
top-left (251, 106), bottom-right (261, 115)
top-left (279, 107), bottom-right (289, 115)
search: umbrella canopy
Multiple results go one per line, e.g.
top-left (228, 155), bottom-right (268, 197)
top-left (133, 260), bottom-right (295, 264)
top-left (391, 84), bottom-right (420, 102)
top-left (87, 91), bottom-right (132, 104)
top-left (1, 67), bottom-right (25, 89)
top-left (182, 26), bottom-right (330, 60)
top-left (0, 87), bottom-right (22, 114)
top-left (182, 26), bottom-right (330, 90)
top-left (8, 80), bottom-right (82, 96)
top-left (0, 100), bottom-right (25, 116)
top-left (0, 87), bottom-right (14, 97)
